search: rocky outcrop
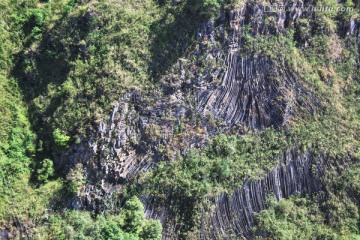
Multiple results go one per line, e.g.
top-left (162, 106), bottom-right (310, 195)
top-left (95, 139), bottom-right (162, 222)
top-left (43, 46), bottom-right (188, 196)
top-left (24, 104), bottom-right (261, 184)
top-left (200, 149), bottom-right (325, 239)
top-left (196, 55), bottom-right (309, 129)
top-left (60, 0), bottom-right (322, 209)
top-left (142, 1), bottom-right (359, 237)
top-left (145, 148), bottom-right (352, 239)
top-left (58, 0), bottom-right (359, 237)
top-left (192, 0), bottom-right (324, 130)
top-left (62, 89), bottom-right (211, 209)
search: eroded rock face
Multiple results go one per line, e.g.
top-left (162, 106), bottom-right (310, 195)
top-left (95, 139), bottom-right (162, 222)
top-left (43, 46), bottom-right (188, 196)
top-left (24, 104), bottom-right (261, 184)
top-left (59, 0), bottom-right (358, 236)
top-left (143, 149), bottom-right (321, 239)
top-left (197, 55), bottom-right (303, 129)
top-left (62, 89), bottom-right (212, 209)
top-left (192, 1), bottom-right (322, 130)
top-left (61, 1), bottom-right (319, 209)
top-left (200, 149), bottom-right (325, 240)
top-left (0, 229), bottom-right (10, 240)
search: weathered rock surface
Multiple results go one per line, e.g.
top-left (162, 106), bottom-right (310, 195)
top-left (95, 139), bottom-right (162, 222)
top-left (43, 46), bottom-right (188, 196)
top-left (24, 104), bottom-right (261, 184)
top-left (145, 149), bottom-right (352, 239)
top-left (196, 55), bottom-right (307, 129)
top-left (200, 149), bottom-right (325, 239)
top-left (58, 0), bottom-right (359, 238)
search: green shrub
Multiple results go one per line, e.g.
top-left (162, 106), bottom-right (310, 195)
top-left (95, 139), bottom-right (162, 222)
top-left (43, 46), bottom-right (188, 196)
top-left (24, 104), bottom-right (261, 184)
top-left (141, 220), bottom-right (163, 240)
top-left (253, 197), bottom-right (339, 239)
top-left (123, 196), bottom-right (145, 234)
top-left (47, 197), bottom-right (162, 240)
top-left (66, 163), bottom-right (86, 194)
top-left (31, 9), bottom-right (45, 26)
top-left (36, 158), bottom-right (54, 183)
top-left (208, 134), bottom-right (238, 157)
top-left (53, 128), bottom-right (70, 147)
top-left (187, 0), bottom-right (222, 19)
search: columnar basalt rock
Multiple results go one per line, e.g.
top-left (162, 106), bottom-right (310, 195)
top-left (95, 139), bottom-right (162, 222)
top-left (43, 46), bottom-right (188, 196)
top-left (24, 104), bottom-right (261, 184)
top-left (196, 55), bottom-right (307, 129)
top-left (192, 1), bottom-right (321, 130)
top-left (143, 149), bottom-right (330, 239)
top-left (200, 149), bottom-right (326, 240)
top-left (58, 0), bottom-right (359, 238)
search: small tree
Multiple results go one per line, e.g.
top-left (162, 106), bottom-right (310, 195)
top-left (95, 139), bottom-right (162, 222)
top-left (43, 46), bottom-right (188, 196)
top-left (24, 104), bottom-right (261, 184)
top-left (202, 0), bottom-right (221, 16)
top-left (187, 0), bottom-right (222, 19)
top-left (37, 158), bottom-right (54, 183)
top-left (66, 164), bottom-right (86, 194)
top-left (141, 220), bottom-right (162, 240)
top-left (122, 196), bottom-right (145, 234)
top-left (53, 128), bottom-right (70, 147)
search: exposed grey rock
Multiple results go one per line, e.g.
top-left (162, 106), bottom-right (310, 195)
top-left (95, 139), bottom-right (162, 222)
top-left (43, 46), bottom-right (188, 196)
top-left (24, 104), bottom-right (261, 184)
top-left (200, 149), bottom-right (324, 239)
top-left (144, 149), bottom-right (350, 239)
top-left (196, 55), bottom-right (309, 129)
top-left (59, 0), bottom-right (322, 210)
top-left (0, 229), bottom-right (10, 240)
top-left (57, 0), bottom-right (359, 238)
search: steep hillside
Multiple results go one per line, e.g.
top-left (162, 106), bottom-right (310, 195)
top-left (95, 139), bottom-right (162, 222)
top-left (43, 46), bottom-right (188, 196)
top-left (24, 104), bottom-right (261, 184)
top-left (0, 0), bottom-right (360, 239)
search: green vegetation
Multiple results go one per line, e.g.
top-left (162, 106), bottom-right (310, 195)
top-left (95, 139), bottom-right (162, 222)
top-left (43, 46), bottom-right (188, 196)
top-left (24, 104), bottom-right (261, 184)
top-left (0, 0), bottom-right (164, 237)
top-left (36, 158), bottom-right (54, 183)
top-left (254, 196), bottom-right (359, 239)
top-left (187, 0), bottom-right (222, 18)
top-left (0, 0), bottom-right (37, 222)
top-left (53, 129), bottom-right (70, 147)
top-left (66, 163), bottom-right (86, 194)
top-left (253, 164), bottom-right (360, 239)
top-left (140, 109), bottom-right (360, 236)
top-left (47, 197), bottom-right (162, 240)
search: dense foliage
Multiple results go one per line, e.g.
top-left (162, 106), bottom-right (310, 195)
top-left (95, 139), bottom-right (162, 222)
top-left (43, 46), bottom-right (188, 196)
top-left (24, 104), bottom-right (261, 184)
top-left (0, 0), bottom-right (164, 238)
top-left (48, 197), bottom-right (162, 240)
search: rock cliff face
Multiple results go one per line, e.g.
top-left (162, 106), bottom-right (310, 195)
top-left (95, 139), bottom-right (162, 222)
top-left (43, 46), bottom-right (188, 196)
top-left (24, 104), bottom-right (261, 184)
top-left (200, 149), bottom-right (325, 239)
top-left (59, 0), bottom-right (358, 237)
top-left (195, 3), bottom-right (317, 130)
top-left (196, 54), bottom-right (308, 129)
top-left (144, 147), bottom-right (353, 239)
